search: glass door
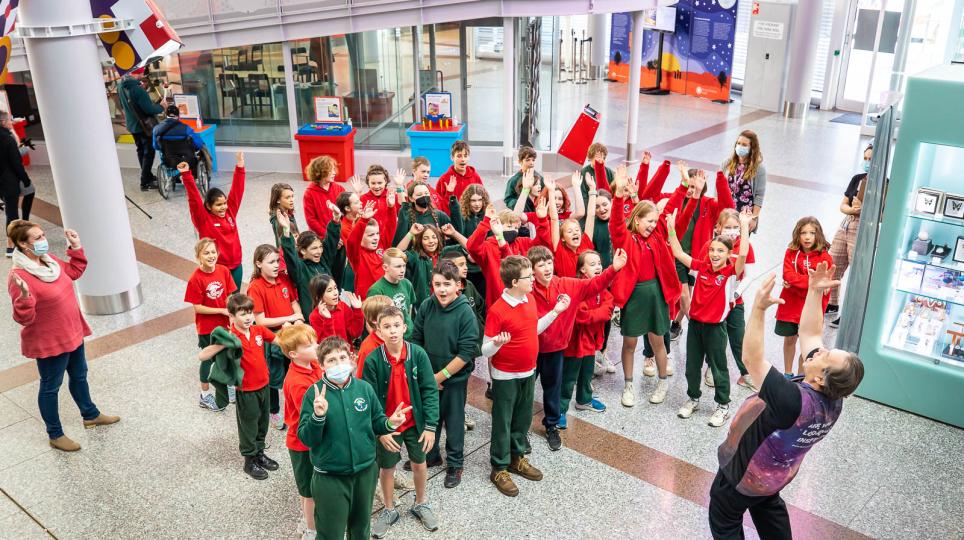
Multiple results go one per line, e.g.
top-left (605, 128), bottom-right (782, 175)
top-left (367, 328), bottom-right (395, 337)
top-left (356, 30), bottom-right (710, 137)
top-left (835, 0), bottom-right (905, 113)
top-left (458, 18), bottom-right (506, 145)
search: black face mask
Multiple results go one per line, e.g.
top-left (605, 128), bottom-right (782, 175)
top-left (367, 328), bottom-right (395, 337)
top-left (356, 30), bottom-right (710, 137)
top-left (415, 196), bottom-right (431, 209)
top-left (502, 230), bottom-right (519, 244)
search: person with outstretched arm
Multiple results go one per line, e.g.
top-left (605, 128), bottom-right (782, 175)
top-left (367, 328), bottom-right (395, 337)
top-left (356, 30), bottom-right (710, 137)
top-left (708, 262), bottom-right (864, 539)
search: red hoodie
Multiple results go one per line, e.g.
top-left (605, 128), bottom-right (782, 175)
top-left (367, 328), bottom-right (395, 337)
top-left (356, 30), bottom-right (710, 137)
top-left (531, 267), bottom-right (617, 352)
top-left (609, 187), bottom-right (684, 319)
top-left (673, 171), bottom-right (736, 254)
top-left (346, 215), bottom-right (398, 298)
top-left (564, 288), bottom-right (615, 358)
top-left (776, 248), bottom-right (834, 324)
top-left (553, 234), bottom-right (594, 278)
top-left (360, 189), bottom-right (397, 240)
top-left (303, 181), bottom-right (345, 235)
top-left (436, 165), bottom-right (483, 215)
top-left (309, 300), bottom-right (364, 343)
top-left (466, 215), bottom-right (552, 309)
top-left (183, 166), bottom-right (245, 269)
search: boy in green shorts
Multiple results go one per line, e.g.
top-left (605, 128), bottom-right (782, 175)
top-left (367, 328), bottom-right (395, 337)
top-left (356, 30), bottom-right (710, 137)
top-left (362, 307), bottom-right (440, 537)
top-left (367, 248), bottom-right (416, 339)
top-left (297, 336), bottom-right (410, 540)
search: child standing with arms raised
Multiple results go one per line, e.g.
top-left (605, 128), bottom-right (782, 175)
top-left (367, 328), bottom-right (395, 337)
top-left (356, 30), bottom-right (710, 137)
top-left (777, 217), bottom-right (833, 377)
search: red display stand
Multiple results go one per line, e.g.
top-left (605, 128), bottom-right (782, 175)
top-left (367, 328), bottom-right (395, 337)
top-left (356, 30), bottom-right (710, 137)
top-left (13, 119), bottom-right (28, 166)
top-left (558, 105), bottom-right (601, 165)
top-left (294, 127), bottom-right (356, 182)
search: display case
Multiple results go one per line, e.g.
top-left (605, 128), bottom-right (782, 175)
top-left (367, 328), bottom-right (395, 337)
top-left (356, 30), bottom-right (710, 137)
top-left (856, 64), bottom-right (964, 427)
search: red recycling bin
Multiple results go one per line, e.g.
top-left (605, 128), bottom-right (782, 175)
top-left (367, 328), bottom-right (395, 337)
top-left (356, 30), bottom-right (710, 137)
top-left (294, 126), bottom-right (356, 182)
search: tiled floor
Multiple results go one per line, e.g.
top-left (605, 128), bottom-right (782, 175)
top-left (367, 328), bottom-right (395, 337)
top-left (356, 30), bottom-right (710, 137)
top-left (2, 82), bottom-right (963, 540)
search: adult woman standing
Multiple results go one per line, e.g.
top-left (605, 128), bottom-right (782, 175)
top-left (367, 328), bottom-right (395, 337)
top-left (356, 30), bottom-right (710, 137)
top-left (722, 130), bottom-right (766, 233)
top-left (826, 144), bottom-right (873, 326)
top-left (7, 220), bottom-right (119, 451)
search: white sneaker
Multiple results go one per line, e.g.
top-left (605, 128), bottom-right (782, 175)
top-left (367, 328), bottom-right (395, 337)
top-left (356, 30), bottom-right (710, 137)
top-left (464, 416), bottom-right (476, 431)
top-left (708, 404), bottom-right (731, 427)
top-left (593, 352), bottom-right (607, 377)
top-left (297, 517), bottom-right (306, 535)
top-left (649, 379), bottom-right (669, 404)
top-left (606, 360), bottom-right (617, 373)
top-left (704, 369), bottom-right (715, 387)
top-left (301, 529), bottom-right (317, 540)
top-left (677, 399), bottom-right (700, 419)
top-left (227, 385), bottom-right (237, 403)
top-left (642, 357), bottom-right (657, 377)
top-left (621, 384), bottom-right (636, 407)
top-left (737, 374), bottom-right (756, 391)
top-left (665, 361), bottom-right (675, 377)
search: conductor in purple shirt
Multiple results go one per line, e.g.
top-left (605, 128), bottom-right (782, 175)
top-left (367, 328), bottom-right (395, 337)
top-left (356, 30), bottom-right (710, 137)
top-left (709, 262), bottom-right (864, 539)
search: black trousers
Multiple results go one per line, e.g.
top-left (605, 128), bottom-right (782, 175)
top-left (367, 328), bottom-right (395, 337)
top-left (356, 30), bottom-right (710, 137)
top-left (708, 470), bottom-right (791, 540)
top-left (132, 132), bottom-right (156, 186)
top-left (536, 350), bottom-right (564, 429)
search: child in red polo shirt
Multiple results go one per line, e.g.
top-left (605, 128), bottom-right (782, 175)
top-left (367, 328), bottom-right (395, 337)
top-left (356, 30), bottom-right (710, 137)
top-left (199, 294), bottom-right (280, 480)
top-left (666, 209), bottom-right (752, 428)
top-left (278, 324), bottom-right (322, 540)
top-left (184, 238), bottom-right (237, 411)
top-left (436, 141), bottom-right (483, 216)
top-left (482, 256), bottom-right (569, 498)
top-left (346, 203), bottom-right (398, 298)
top-left (308, 273), bottom-right (363, 345)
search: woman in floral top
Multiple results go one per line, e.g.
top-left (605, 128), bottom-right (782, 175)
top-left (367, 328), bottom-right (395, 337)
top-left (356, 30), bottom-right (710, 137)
top-left (722, 130), bottom-right (766, 233)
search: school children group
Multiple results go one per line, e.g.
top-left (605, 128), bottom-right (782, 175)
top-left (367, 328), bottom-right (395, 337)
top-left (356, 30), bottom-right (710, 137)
top-left (179, 136), bottom-right (836, 540)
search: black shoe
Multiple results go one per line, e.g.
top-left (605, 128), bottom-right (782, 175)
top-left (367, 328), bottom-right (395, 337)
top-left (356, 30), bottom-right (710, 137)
top-left (256, 452), bottom-right (279, 471)
top-left (444, 467), bottom-right (463, 488)
top-left (140, 180), bottom-right (158, 191)
top-left (5, 248), bottom-right (12, 258)
top-left (243, 456), bottom-right (268, 480)
top-left (545, 428), bottom-right (562, 451)
top-left (403, 455), bottom-right (443, 471)
top-left (829, 318), bottom-right (840, 328)
top-left (485, 383), bottom-right (493, 400)
top-left (825, 304), bottom-right (839, 315)
top-left (670, 321), bottom-right (683, 341)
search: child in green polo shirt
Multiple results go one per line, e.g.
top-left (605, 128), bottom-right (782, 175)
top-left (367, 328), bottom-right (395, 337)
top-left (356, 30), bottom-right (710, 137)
top-left (362, 307), bottom-right (440, 538)
top-left (366, 248), bottom-right (416, 339)
top-left (297, 336), bottom-right (410, 540)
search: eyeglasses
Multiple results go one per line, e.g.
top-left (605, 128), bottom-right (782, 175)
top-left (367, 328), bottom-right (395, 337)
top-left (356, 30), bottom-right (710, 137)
top-left (516, 275), bottom-right (534, 281)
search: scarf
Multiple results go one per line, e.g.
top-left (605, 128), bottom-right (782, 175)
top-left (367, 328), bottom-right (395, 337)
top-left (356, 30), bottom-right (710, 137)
top-left (12, 249), bottom-right (61, 283)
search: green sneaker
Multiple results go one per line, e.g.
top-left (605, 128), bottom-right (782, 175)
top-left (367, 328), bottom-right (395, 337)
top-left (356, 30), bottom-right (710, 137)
top-left (371, 507), bottom-right (399, 539)
top-left (410, 502), bottom-right (440, 532)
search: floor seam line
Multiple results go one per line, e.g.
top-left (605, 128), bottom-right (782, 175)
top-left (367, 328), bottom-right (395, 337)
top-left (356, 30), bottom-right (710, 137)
top-left (0, 486), bottom-right (58, 539)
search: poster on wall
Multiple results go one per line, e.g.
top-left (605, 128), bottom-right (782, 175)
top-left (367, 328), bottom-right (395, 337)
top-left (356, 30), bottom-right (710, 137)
top-left (607, 0), bottom-right (739, 102)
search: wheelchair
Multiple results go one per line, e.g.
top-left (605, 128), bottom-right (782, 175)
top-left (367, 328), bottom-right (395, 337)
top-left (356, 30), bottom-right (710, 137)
top-left (155, 138), bottom-right (211, 200)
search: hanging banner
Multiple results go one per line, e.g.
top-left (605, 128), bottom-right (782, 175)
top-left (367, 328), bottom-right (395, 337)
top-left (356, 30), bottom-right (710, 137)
top-left (607, 1), bottom-right (738, 102)
top-left (0, 0), bottom-right (19, 80)
top-left (91, 0), bottom-right (182, 75)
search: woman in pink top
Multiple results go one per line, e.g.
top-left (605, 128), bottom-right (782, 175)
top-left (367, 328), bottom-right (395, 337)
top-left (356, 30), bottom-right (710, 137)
top-left (6, 220), bottom-right (119, 452)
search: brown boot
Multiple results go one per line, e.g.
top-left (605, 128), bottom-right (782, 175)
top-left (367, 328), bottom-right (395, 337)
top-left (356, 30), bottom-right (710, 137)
top-left (490, 469), bottom-right (519, 497)
top-left (49, 435), bottom-right (81, 452)
top-left (508, 455), bottom-right (543, 481)
top-left (83, 414), bottom-right (120, 428)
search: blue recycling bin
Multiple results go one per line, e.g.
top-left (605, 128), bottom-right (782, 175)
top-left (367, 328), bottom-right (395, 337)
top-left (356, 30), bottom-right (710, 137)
top-left (406, 123), bottom-right (466, 177)
top-left (195, 123), bottom-right (218, 172)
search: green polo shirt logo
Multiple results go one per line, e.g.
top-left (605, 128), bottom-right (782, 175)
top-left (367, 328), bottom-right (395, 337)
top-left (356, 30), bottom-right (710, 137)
top-left (353, 397), bottom-right (368, 412)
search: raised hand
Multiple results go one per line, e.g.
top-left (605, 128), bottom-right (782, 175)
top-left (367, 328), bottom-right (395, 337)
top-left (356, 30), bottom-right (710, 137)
top-left (522, 169), bottom-right (535, 190)
top-left (177, 162), bottom-right (190, 173)
top-left (753, 274), bottom-right (786, 311)
top-left (235, 151), bottom-right (245, 168)
top-left (676, 160), bottom-right (689, 179)
top-left (418, 430), bottom-right (436, 453)
top-left (665, 209), bottom-right (677, 231)
top-left (12, 275), bottom-right (28, 299)
top-left (348, 175), bottom-right (365, 194)
top-left (690, 170), bottom-right (706, 195)
top-left (327, 201), bottom-right (343, 221)
top-left (584, 171), bottom-right (595, 190)
top-left (410, 223), bottom-right (425, 236)
top-left (360, 200), bottom-right (376, 220)
top-left (642, 150), bottom-right (652, 165)
top-left (441, 223), bottom-right (456, 237)
top-left (490, 217), bottom-right (505, 237)
top-left (275, 209), bottom-right (291, 231)
top-left (446, 176), bottom-right (457, 193)
top-left (553, 293), bottom-right (571, 314)
top-left (312, 383), bottom-right (329, 416)
top-left (612, 248), bottom-right (628, 271)
top-left (535, 197), bottom-right (549, 219)
top-left (344, 291), bottom-right (362, 309)
top-left (388, 402), bottom-right (413, 429)
top-left (807, 261), bottom-right (840, 294)
top-left (485, 204), bottom-right (498, 220)
top-left (317, 303), bottom-right (332, 319)
top-left (393, 168), bottom-right (407, 187)
top-left (613, 164), bottom-right (629, 193)
top-left (492, 331), bottom-right (511, 346)
top-left (64, 229), bottom-right (81, 249)
top-left (387, 188), bottom-right (396, 208)
top-left (738, 209), bottom-right (754, 229)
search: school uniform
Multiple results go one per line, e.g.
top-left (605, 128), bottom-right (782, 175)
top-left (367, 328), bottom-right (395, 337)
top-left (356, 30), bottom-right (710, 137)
top-left (345, 216), bottom-right (397, 298)
top-left (581, 215), bottom-right (612, 268)
top-left (279, 219), bottom-right (341, 317)
top-left (298, 376), bottom-right (395, 540)
top-left (453, 213), bottom-right (486, 292)
top-left (366, 277), bottom-right (417, 339)
top-left (484, 292), bottom-right (540, 471)
top-left (231, 325), bottom-right (276, 457)
top-left (775, 249), bottom-right (834, 336)
top-left (637, 159), bottom-right (673, 202)
top-left (355, 332), bottom-right (383, 379)
top-left (466, 215), bottom-right (552, 309)
top-left (685, 260), bottom-right (739, 405)
top-left (283, 360), bottom-right (324, 498)
top-left (437, 165), bottom-right (483, 215)
top-left (412, 294), bottom-right (479, 469)
top-left (303, 180), bottom-right (345, 235)
top-left (578, 160), bottom-right (614, 204)
top-left (531, 267), bottom-right (617, 430)
top-left (552, 233), bottom-right (594, 278)
top-left (673, 171), bottom-right (737, 282)
top-left (247, 275), bottom-right (297, 415)
top-left (503, 169), bottom-right (544, 210)
top-left (698, 238), bottom-right (756, 376)
top-left (562, 289), bottom-right (614, 412)
top-left (309, 301), bottom-right (363, 344)
top-left (183, 264), bottom-right (237, 408)
top-left (361, 342), bottom-right (440, 469)
top-left (393, 202), bottom-right (460, 246)
top-left (404, 249), bottom-right (440, 307)
top-left (359, 189), bottom-right (395, 242)
top-left (461, 279), bottom-right (485, 345)
top-left (182, 167), bottom-right (245, 288)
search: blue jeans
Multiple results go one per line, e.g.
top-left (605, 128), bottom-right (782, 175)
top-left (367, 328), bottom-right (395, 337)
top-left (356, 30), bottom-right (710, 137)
top-left (36, 344), bottom-right (100, 439)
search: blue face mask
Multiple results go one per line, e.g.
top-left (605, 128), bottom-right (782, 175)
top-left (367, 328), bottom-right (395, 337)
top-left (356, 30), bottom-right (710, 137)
top-left (31, 239), bottom-right (49, 256)
top-left (862, 160), bottom-right (871, 173)
top-left (326, 362), bottom-right (353, 384)
top-left (734, 145), bottom-right (750, 158)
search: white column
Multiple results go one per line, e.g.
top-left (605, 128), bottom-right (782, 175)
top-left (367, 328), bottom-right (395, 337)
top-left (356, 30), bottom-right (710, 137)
top-left (20, 0), bottom-right (142, 314)
top-left (502, 17), bottom-right (515, 176)
top-left (282, 41), bottom-right (299, 145)
top-left (626, 11), bottom-right (644, 161)
top-left (588, 13), bottom-right (609, 79)
top-left (784, 0), bottom-right (823, 118)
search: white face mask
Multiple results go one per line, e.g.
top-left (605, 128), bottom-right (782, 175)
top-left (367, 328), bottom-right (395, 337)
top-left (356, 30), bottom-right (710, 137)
top-left (735, 145), bottom-right (750, 158)
top-left (326, 362), bottom-right (353, 383)
top-left (721, 227), bottom-right (740, 240)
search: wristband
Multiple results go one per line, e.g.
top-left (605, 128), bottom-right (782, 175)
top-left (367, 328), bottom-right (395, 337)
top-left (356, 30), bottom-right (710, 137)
top-left (441, 368), bottom-right (452, 379)
top-left (521, 187), bottom-right (531, 196)
top-left (407, 232), bottom-right (415, 240)
top-left (588, 190), bottom-right (598, 196)
top-left (396, 187), bottom-right (405, 193)
top-left (669, 229), bottom-right (677, 237)
top-left (495, 233), bottom-right (505, 242)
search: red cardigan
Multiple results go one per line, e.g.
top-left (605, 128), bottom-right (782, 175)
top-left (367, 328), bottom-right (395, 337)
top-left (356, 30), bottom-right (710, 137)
top-left (183, 166), bottom-right (245, 269)
top-left (466, 215), bottom-right (551, 309)
top-left (346, 215), bottom-right (397, 297)
top-left (303, 181), bottom-right (345, 235)
top-left (609, 188), bottom-right (684, 319)
top-left (309, 301), bottom-right (364, 343)
top-left (674, 171), bottom-right (736, 254)
top-left (776, 248), bottom-right (834, 324)
top-left (359, 190), bottom-right (397, 241)
top-left (9, 248), bottom-right (92, 359)
top-left (564, 289), bottom-right (615, 357)
top-left (531, 267), bottom-right (617, 352)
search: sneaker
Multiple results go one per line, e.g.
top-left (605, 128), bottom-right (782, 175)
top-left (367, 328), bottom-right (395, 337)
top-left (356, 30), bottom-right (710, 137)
top-left (670, 321), bottom-right (683, 341)
top-left (371, 508), bottom-right (400, 539)
top-left (5, 247), bottom-right (12, 258)
top-left (271, 412), bottom-right (286, 430)
top-left (301, 529), bottom-right (316, 540)
top-left (508, 455), bottom-right (543, 481)
top-left (490, 469), bottom-right (519, 497)
top-left (545, 428), bottom-right (562, 451)
top-left (606, 360), bottom-right (617, 374)
top-left (708, 404), bottom-right (731, 427)
top-left (825, 304), bottom-right (839, 315)
top-left (228, 385), bottom-right (237, 403)
top-left (611, 307), bottom-right (621, 327)
top-left (593, 353), bottom-right (607, 377)
top-left (243, 456), bottom-right (268, 480)
top-left (677, 399), bottom-right (700, 419)
top-left (464, 416), bottom-right (475, 431)
top-left (199, 393), bottom-right (220, 411)
top-left (649, 379), bottom-right (669, 404)
top-left (737, 374), bottom-right (757, 391)
top-left (621, 384), bottom-right (636, 407)
top-left (575, 398), bottom-right (606, 412)
top-left (297, 517), bottom-right (307, 535)
top-left (140, 180), bottom-right (158, 191)
top-left (410, 502), bottom-right (440, 532)
top-left (704, 369), bottom-right (715, 387)
top-left (784, 372), bottom-right (794, 380)
top-left (557, 414), bottom-right (568, 430)
top-left (665, 361), bottom-right (675, 377)
top-left (642, 357), bottom-right (657, 377)
top-left (394, 470), bottom-right (416, 489)
top-left (444, 467), bottom-right (463, 488)
top-left (829, 318), bottom-right (840, 328)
